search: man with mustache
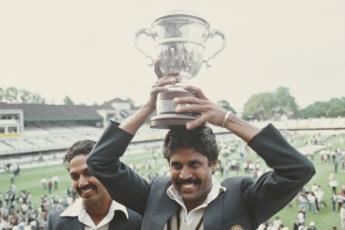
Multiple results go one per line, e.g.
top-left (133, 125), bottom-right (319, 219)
top-left (45, 140), bottom-right (141, 230)
top-left (87, 76), bottom-right (315, 230)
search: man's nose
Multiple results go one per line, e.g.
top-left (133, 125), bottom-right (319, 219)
top-left (78, 175), bottom-right (88, 187)
top-left (179, 166), bottom-right (192, 179)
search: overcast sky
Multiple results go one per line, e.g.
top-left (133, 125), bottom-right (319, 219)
top-left (1, 0), bottom-right (344, 111)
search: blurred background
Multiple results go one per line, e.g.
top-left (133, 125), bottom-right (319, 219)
top-left (0, 1), bottom-right (344, 229)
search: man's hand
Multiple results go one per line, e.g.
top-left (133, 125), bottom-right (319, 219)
top-left (146, 75), bottom-right (180, 112)
top-left (174, 85), bottom-right (227, 130)
top-left (175, 85), bottom-right (261, 142)
top-left (120, 75), bottom-right (179, 134)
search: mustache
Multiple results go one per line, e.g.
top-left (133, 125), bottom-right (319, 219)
top-left (175, 178), bottom-right (201, 186)
top-left (78, 184), bottom-right (95, 191)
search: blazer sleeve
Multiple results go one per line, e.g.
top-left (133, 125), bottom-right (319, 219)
top-left (44, 213), bottom-right (53, 230)
top-left (242, 124), bottom-right (315, 226)
top-left (44, 210), bottom-right (61, 230)
top-left (87, 121), bottom-right (151, 215)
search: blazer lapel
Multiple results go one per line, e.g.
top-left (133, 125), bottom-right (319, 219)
top-left (109, 218), bottom-right (126, 230)
top-left (151, 193), bottom-right (179, 228)
top-left (203, 193), bottom-right (224, 230)
top-left (204, 179), bottom-right (247, 230)
top-left (109, 211), bottom-right (131, 230)
top-left (63, 217), bottom-right (84, 230)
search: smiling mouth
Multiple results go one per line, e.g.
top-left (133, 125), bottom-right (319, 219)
top-left (82, 188), bottom-right (92, 194)
top-left (176, 178), bottom-right (201, 186)
top-left (79, 186), bottom-right (95, 197)
top-left (182, 183), bottom-right (196, 188)
top-left (177, 180), bottom-right (201, 192)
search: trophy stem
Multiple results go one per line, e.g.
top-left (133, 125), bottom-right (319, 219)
top-left (151, 89), bottom-right (198, 129)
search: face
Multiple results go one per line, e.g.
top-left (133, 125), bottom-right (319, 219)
top-left (169, 148), bottom-right (215, 211)
top-left (68, 154), bottom-right (109, 205)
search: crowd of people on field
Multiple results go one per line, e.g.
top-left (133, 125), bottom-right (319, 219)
top-left (40, 176), bottom-right (59, 194)
top-left (0, 132), bottom-right (345, 229)
top-left (0, 183), bottom-right (79, 229)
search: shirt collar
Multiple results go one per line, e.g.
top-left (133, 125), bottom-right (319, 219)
top-left (60, 198), bottom-right (129, 219)
top-left (166, 176), bottom-right (226, 211)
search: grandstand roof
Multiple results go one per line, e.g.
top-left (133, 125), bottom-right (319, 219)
top-left (106, 97), bottom-right (128, 103)
top-left (103, 97), bottom-right (140, 110)
top-left (0, 102), bottom-right (113, 122)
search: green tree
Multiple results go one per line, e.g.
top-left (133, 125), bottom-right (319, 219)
top-left (299, 101), bottom-right (328, 118)
top-left (216, 100), bottom-right (237, 114)
top-left (242, 87), bottom-right (298, 120)
top-left (299, 97), bottom-right (345, 118)
top-left (242, 92), bottom-right (274, 120)
top-left (63, 96), bottom-right (74, 105)
top-left (31, 93), bottom-right (45, 104)
top-left (5, 87), bottom-right (18, 103)
top-left (19, 90), bottom-right (31, 104)
top-left (272, 87), bottom-right (299, 118)
top-left (0, 87), bottom-right (46, 104)
top-left (0, 88), bottom-right (3, 101)
top-left (125, 97), bottom-right (136, 109)
top-left (326, 97), bottom-right (345, 117)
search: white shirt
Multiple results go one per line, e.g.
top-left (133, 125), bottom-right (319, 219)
top-left (163, 178), bottom-right (226, 230)
top-left (297, 212), bottom-right (305, 224)
top-left (60, 198), bottom-right (128, 230)
top-left (329, 179), bottom-right (338, 187)
top-left (340, 206), bottom-right (345, 219)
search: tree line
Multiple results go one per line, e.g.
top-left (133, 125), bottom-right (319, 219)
top-left (1, 87), bottom-right (344, 120)
top-left (0, 87), bottom-right (45, 104)
top-left (239, 87), bottom-right (345, 120)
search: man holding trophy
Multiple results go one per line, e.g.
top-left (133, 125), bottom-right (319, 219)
top-left (87, 12), bottom-right (315, 230)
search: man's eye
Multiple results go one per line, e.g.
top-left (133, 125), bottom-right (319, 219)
top-left (171, 163), bottom-right (182, 170)
top-left (84, 170), bottom-right (93, 177)
top-left (189, 162), bottom-right (200, 168)
top-left (70, 174), bottom-right (79, 181)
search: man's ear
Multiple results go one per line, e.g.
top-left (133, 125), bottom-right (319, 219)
top-left (211, 160), bottom-right (219, 174)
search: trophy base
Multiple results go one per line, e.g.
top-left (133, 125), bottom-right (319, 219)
top-left (150, 113), bottom-right (197, 129)
top-left (151, 88), bottom-right (197, 129)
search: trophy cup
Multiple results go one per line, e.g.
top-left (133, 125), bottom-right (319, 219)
top-left (134, 11), bottom-right (226, 129)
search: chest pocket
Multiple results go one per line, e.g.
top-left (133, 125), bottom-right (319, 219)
top-left (221, 218), bottom-right (251, 230)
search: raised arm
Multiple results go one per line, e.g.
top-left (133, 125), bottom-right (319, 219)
top-left (243, 124), bottom-right (315, 226)
top-left (175, 86), bottom-right (315, 226)
top-left (174, 85), bottom-right (261, 142)
top-left (86, 120), bottom-right (149, 215)
top-left (119, 75), bottom-right (178, 134)
top-left (87, 75), bottom-right (179, 215)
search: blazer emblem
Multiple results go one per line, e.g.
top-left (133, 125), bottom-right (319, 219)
top-left (230, 224), bottom-right (244, 230)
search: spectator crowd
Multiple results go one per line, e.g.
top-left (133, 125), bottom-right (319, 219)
top-left (0, 132), bottom-right (345, 229)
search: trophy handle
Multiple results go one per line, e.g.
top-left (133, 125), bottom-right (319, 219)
top-left (133, 28), bottom-right (155, 66)
top-left (203, 29), bottom-right (226, 67)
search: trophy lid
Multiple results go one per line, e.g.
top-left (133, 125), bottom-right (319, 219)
top-left (153, 10), bottom-right (210, 28)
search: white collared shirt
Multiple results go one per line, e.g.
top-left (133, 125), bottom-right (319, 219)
top-left (164, 177), bottom-right (226, 230)
top-left (60, 198), bottom-right (128, 230)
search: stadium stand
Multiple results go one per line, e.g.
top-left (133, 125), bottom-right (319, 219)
top-left (1, 101), bottom-right (345, 162)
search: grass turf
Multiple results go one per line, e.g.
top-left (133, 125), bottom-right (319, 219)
top-left (0, 134), bottom-right (344, 229)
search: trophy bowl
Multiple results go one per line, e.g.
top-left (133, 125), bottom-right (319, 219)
top-left (134, 11), bottom-right (226, 128)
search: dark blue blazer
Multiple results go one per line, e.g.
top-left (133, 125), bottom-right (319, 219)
top-left (45, 208), bottom-right (141, 230)
top-left (87, 123), bottom-right (315, 230)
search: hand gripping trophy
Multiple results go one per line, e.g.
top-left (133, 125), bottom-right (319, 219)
top-left (134, 11), bottom-right (226, 129)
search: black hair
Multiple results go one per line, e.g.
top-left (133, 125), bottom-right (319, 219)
top-left (63, 140), bottom-right (96, 169)
top-left (163, 125), bottom-right (219, 163)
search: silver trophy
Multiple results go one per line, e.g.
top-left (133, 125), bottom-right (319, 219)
top-left (134, 11), bottom-right (226, 129)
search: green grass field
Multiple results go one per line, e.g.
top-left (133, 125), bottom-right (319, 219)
top-left (0, 133), bottom-right (344, 229)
